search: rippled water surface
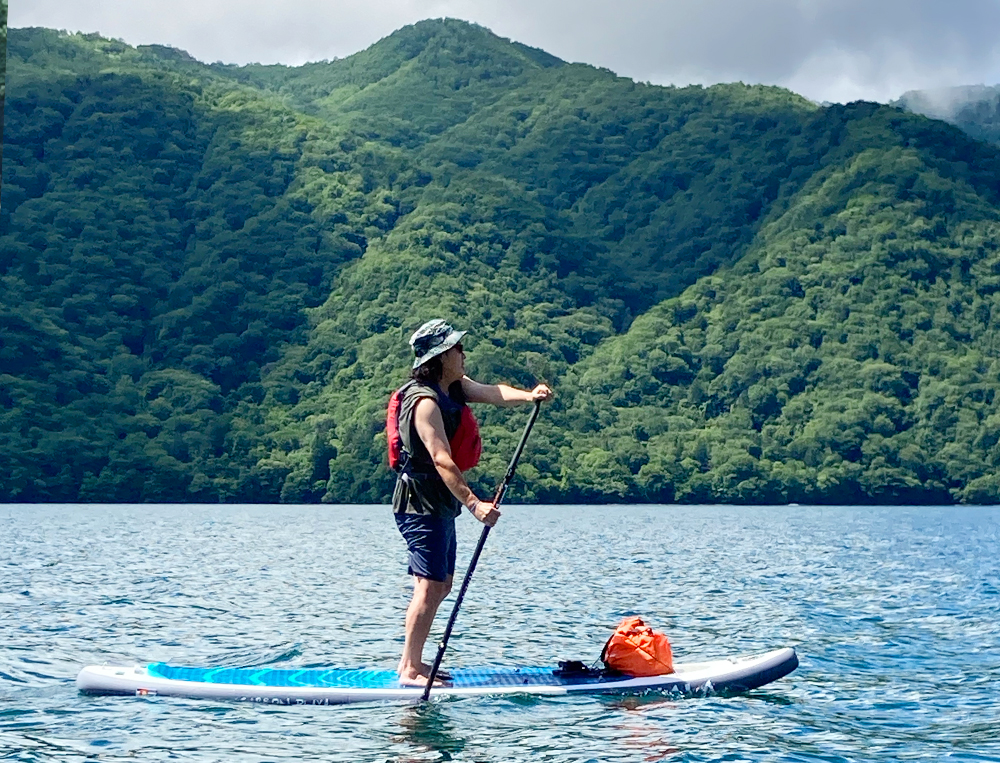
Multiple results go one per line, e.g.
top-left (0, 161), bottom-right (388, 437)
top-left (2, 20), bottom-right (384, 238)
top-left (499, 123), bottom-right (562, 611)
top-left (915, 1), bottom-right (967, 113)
top-left (2, 504), bottom-right (998, 761)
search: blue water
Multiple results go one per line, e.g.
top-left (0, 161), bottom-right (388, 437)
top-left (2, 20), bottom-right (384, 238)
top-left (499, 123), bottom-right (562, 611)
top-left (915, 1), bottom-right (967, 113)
top-left (1, 504), bottom-right (998, 762)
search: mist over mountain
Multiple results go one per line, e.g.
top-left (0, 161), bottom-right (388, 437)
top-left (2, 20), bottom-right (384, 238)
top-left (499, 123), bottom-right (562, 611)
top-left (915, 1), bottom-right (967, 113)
top-left (896, 84), bottom-right (1000, 146)
top-left (5, 20), bottom-right (1000, 504)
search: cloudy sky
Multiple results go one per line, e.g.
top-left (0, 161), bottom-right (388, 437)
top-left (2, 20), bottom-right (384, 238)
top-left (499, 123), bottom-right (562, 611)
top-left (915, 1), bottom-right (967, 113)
top-left (12, 0), bottom-right (1000, 104)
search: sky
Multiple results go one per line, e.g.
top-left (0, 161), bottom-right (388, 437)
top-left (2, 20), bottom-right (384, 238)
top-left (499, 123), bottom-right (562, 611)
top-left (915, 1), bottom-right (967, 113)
top-left (12, 0), bottom-right (1000, 104)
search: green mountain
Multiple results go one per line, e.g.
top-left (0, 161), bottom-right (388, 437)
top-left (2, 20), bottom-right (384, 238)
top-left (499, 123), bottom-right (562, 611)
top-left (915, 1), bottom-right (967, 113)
top-left (5, 20), bottom-right (1000, 504)
top-left (1, 0), bottom-right (7, 170)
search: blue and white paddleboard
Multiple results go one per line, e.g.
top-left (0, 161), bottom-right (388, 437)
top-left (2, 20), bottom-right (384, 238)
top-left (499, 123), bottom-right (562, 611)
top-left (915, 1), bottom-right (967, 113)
top-left (76, 647), bottom-right (797, 705)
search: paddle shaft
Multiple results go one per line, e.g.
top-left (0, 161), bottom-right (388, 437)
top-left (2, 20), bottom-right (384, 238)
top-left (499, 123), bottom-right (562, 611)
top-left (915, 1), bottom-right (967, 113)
top-left (421, 400), bottom-right (542, 700)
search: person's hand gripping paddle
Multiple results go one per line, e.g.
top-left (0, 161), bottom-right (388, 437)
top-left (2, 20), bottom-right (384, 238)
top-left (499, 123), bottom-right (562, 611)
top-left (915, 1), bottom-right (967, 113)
top-left (421, 400), bottom-right (542, 700)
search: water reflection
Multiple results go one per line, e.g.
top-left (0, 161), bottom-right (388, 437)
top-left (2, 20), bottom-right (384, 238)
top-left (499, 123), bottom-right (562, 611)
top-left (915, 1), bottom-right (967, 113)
top-left (604, 697), bottom-right (682, 761)
top-left (390, 702), bottom-right (466, 762)
top-left (603, 694), bottom-right (680, 713)
top-left (604, 687), bottom-right (793, 710)
top-left (736, 690), bottom-right (794, 706)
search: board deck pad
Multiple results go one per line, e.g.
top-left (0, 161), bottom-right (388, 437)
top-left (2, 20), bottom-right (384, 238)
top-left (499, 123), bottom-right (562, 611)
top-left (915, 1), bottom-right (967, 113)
top-left (148, 664), bottom-right (613, 689)
top-left (78, 648), bottom-right (798, 704)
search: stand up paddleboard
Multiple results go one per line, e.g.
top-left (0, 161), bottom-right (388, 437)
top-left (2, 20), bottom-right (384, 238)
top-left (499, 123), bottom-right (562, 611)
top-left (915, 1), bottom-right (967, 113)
top-left (76, 647), bottom-right (797, 705)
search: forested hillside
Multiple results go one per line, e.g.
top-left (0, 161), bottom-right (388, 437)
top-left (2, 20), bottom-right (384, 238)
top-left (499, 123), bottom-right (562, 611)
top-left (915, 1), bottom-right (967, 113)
top-left (1, 0), bottom-right (8, 170)
top-left (5, 21), bottom-right (1000, 504)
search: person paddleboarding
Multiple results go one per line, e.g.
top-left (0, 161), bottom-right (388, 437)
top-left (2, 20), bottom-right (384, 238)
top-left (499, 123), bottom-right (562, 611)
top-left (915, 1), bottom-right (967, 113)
top-left (390, 319), bottom-right (551, 687)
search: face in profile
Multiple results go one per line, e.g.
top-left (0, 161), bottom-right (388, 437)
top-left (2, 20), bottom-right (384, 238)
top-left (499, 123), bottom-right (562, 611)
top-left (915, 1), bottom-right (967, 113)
top-left (441, 342), bottom-right (465, 378)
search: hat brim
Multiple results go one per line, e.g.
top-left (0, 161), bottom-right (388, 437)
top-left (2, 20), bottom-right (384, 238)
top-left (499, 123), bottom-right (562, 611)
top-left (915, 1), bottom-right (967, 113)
top-left (412, 330), bottom-right (467, 369)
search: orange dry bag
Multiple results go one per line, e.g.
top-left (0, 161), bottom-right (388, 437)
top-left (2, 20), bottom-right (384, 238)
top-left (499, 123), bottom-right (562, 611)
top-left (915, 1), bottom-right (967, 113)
top-left (600, 616), bottom-right (674, 677)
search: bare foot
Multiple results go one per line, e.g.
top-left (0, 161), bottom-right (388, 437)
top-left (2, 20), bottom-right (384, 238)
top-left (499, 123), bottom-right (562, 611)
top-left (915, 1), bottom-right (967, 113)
top-left (420, 664), bottom-right (451, 681)
top-left (397, 669), bottom-right (450, 687)
top-left (397, 660), bottom-right (452, 683)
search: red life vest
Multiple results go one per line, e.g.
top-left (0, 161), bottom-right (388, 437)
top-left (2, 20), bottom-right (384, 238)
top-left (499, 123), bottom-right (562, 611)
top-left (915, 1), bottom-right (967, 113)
top-left (387, 384), bottom-right (481, 472)
top-left (450, 405), bottom-right (482, 471)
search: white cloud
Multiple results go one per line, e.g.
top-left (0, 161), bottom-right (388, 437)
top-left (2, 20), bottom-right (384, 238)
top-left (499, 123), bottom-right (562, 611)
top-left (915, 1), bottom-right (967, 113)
top-left (782, 42), bottom-right (979, 104)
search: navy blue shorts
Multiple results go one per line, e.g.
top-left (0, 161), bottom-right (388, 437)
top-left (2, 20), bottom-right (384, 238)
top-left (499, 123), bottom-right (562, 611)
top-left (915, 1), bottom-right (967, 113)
top-left (394, 513), bottom-right (457, 582)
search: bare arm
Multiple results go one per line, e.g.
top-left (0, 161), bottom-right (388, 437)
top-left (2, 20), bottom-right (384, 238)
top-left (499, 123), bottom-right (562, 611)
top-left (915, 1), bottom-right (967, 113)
top-left (413, 397), bottom-right (500, 526)
top-left (461, 377), bottom-right (553, 406)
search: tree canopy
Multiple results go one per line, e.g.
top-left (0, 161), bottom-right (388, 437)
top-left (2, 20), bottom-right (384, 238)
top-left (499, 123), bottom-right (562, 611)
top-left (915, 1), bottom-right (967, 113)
top-left (5, 21), bottom-right (1000, 504)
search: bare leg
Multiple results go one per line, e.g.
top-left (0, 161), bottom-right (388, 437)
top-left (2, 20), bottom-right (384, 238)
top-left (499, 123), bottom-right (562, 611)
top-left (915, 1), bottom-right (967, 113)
top-left (398, 574), bottom-right (453, 685)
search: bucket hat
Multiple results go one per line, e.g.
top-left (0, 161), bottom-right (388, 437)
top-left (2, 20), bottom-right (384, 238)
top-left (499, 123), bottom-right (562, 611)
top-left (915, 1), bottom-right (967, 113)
top-left (409, 319), bottom-right (467, 369)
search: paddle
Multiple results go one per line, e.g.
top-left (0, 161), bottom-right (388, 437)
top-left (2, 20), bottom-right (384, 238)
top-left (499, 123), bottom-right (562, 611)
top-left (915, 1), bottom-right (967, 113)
top-left (422, 399), bottom-right (543, 700)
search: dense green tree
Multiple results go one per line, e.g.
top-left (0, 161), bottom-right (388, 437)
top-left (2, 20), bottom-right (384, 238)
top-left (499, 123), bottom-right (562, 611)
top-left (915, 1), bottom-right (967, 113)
top-left (6, 22), bottom-right (1000, 504)
top-left (1, 0), bottom-right (7, 171)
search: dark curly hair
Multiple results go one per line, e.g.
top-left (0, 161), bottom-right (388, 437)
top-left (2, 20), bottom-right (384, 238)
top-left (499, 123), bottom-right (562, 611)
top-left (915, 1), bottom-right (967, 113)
top-left (410, 357), bottom-right (466, 403)
top-left (410, 356), bottom-right (443, 384)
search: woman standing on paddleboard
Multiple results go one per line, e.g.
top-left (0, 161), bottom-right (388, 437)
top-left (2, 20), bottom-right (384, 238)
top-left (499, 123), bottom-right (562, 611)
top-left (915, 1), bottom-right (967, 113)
top-left (392, 319), bottom-right (551, 687)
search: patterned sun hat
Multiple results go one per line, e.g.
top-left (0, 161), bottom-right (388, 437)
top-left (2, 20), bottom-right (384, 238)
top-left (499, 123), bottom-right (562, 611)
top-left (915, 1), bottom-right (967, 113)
top-left (409, 319), bottom-right (467, 369)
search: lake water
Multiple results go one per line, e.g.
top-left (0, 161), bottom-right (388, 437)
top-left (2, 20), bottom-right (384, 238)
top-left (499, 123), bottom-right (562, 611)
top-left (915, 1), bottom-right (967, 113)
top-left (1, 503), bottom-right (998, 762)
